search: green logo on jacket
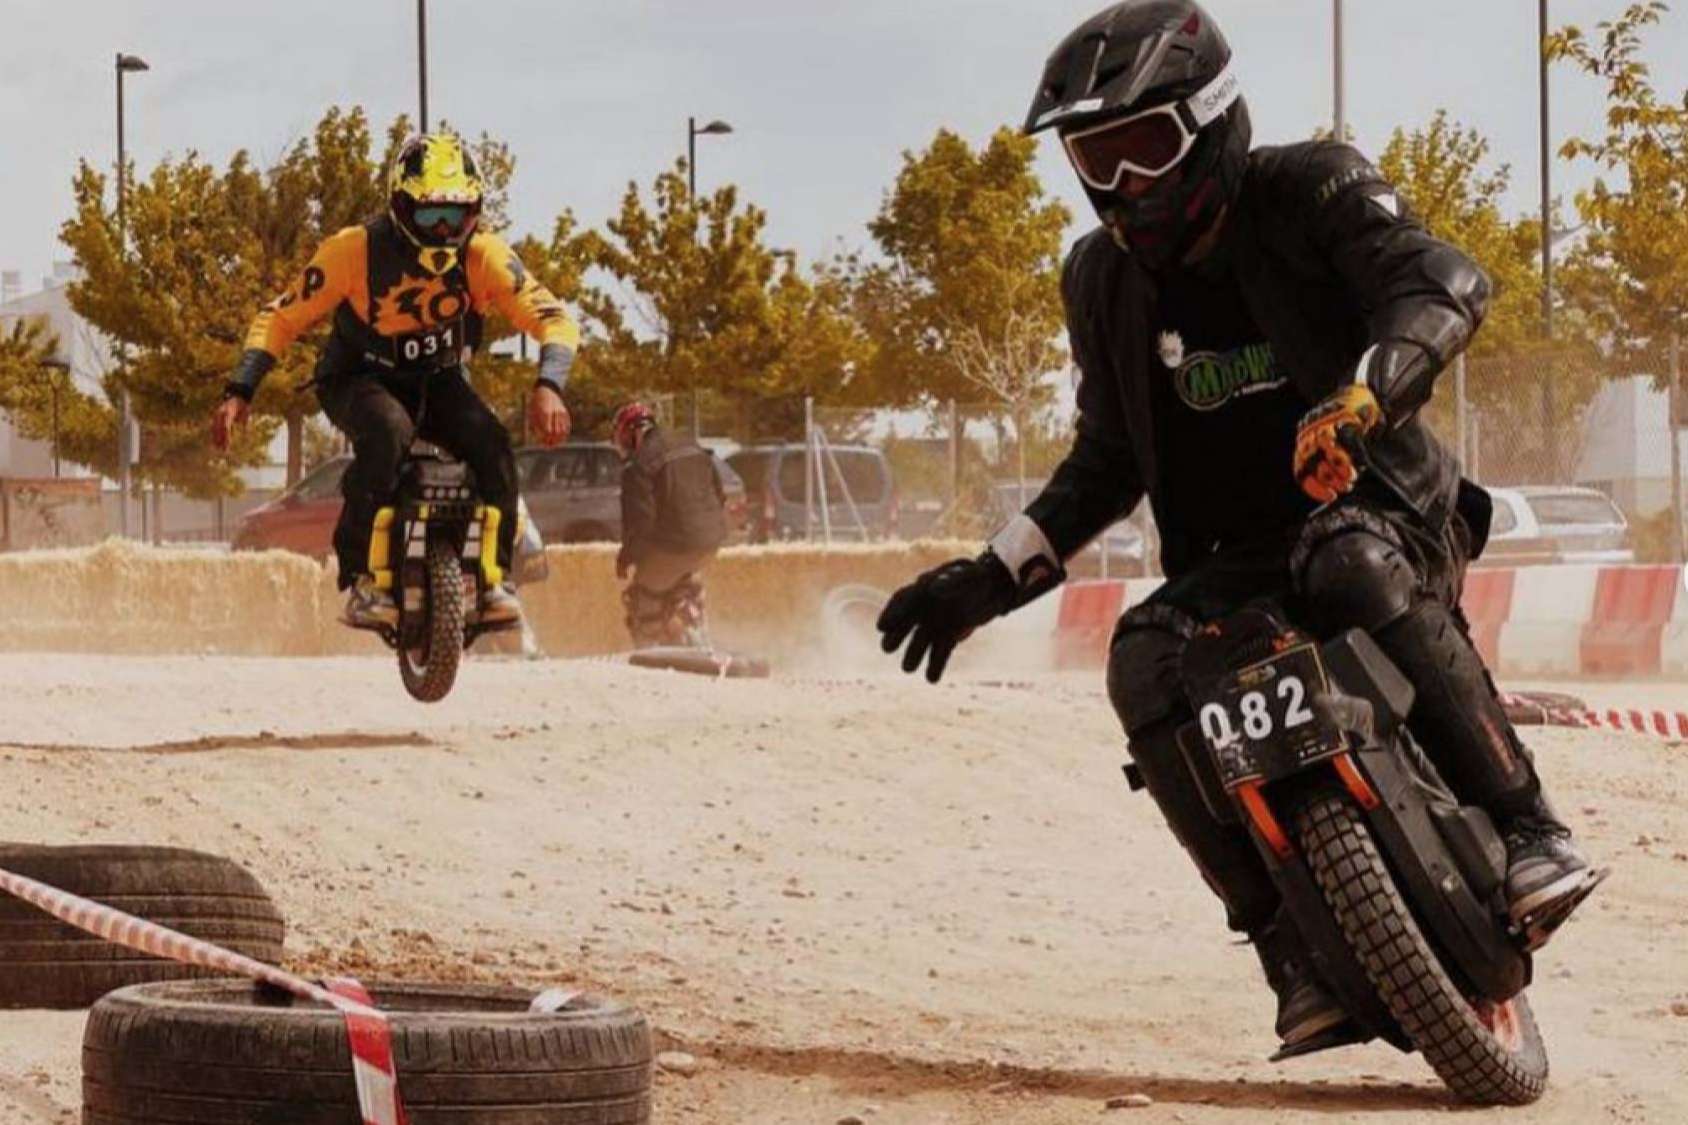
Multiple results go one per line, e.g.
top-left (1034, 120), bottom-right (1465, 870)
top-left (1172, 342), bottom-right (1285, 411)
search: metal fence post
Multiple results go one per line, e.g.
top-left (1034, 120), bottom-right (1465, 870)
top-left (947, 398), bottom-right (959, 512)
top-left (1670, 335), bottom-right (1684, 564)
top-left (1454, 354), bottom-right (1470, 473)
top-left (803, 395), bottom-right (814, 541)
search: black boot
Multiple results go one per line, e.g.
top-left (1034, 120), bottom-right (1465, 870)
top-left (1499, 797), bottom-right (1603, 950)
top-left (1252, 916), bottom-right (1350, 1046)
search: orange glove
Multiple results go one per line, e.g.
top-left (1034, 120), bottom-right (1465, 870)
top-left (1294, 385), bottom-right (1384, 503)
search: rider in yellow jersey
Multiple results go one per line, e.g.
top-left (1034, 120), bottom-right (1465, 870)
top-left (211, 132), bottom-right (577, 627)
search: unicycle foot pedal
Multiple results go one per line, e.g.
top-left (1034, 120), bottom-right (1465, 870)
top-left (1514, 866), bottom-right (1608, 952)
top-left (1268, 1020), bottom-right (1369, 1062)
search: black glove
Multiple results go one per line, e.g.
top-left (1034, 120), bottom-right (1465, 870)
top-left (877, 553), bottom-right (1016, 684)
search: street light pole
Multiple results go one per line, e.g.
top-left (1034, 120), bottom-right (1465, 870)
top-left (1538, 0), bottom-right (1559, 478)
top-left (1332, 0), bottom-right (1346, 141)
top-left (115, 51), bottom-right (148, 537)
top-left (685, 117), bottom-right (734, 200)
top-left (684, 116), bottom-right (734, 439)
top-left (417, 0), bottom-right (429, 131)
top-left (41, 359), bottom-right (69, 479)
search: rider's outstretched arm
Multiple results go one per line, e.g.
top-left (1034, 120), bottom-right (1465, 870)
top-left (466, 233), bottom-right (582, 396)
top-left (1007, 234), bottom-right (1146, 596)
top-left (226, 227), bottom-right (362, 401)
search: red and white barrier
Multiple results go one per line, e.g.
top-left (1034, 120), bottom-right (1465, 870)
top-left (1051, 564), bottom-right (1688, 682)
top-left (1493, 565), bottom-right (1601, 678)
top-left (0, 865), bottom-right (407, 1125)
top-left (1665, 573), bottom-right (1688, 678)
top-left (1581, 565), bottom-right (1681, 676)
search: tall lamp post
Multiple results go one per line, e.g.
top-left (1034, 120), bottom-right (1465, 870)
top-left (1332, 0), bottom-right (1346, 140)
top-left (40, 358), bottom-right (70, 479)
top-left (1539, 0), bottom-right (1559, 480)
top-left (685, 117), bottom-right (734, 438)
top-left (115, 51), bottom-right (148, 537)
top-left (417, 0), bottom-right (429, 131)
top-left (687, 117), bottom-right (734, 198)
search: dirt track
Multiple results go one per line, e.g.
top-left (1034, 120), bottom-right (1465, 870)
top-left (0, 653), bottom-right (1684, 1123)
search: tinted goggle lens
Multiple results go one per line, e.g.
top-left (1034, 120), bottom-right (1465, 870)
top-left (414, 203), bottom-right (472, 231)
top-left (1065, 111), bottom-right (1191, 189)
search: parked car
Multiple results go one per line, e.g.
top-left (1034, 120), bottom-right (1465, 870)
top-left (990, 478), bottom-right (1153, 577)
top-left (232, 442), bottom-right (747, 559)
top-left (1481, 485), bottom-right (1635, 566)
top-left (726, 444), bottom-right (898, 542)
top-left (514, 442), bottom-right (748, 544)
top-left (231, 455), bottom-right (349, 559)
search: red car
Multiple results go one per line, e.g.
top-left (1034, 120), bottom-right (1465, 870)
top-left (231, 456), bottom-right (349, 558)
top-left (232, 450), bottom-right (749, 557)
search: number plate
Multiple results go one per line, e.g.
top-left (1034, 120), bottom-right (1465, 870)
top-left (392, 319), bottom-right (464, 370)
top-left (1195, 643), bottom-right (1348, 789)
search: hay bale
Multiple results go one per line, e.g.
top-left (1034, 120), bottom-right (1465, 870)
top-left (0, 539), bottom-right (977, 658)
top-left (0, 539), bottom-right (325, 655)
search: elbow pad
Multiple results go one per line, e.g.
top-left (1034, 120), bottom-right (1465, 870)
top-left (987, 513), bottom-right (1068, 610)
top-left (1353, 339), bottom-right (1439, 423)
top-left (535, 343), bottom-right (575, 395)
top-left (224, 349), bottom-right (276, 402)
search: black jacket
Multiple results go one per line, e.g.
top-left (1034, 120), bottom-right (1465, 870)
top-left (1026, 141), bottom-right (1491, 578)
top-left (620, 429), bottom-right (728, 563)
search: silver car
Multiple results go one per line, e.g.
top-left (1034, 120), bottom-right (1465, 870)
top-left (1483, 486), bottom-right (1635, 566)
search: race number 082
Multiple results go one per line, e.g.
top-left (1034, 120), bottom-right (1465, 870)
top-left (1199, 674), bottom-right (1316, 748)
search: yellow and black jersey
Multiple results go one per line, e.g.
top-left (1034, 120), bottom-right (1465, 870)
top-left (228, 216), bottom-right (579, 398)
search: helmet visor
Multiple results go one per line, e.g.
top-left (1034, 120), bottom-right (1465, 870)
top-left (413, 203), bottom-right (475, 239)
top-left (1063, 107), bottom-right (1193, 189)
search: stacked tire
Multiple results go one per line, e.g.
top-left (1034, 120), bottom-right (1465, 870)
top-left (0, 844), bottom-right (285, 1009)
top-left (83, 980), bottom-right (654, 1123)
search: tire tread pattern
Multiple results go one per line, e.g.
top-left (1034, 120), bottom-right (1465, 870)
top-left (400, 537), bottom-right (465, 703)
top-left (1295, 795), bottom-right (1547, 1105)
top-left (0, 846), bottom-right (284, 1010)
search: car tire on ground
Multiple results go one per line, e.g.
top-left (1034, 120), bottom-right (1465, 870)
top-left (628, 645), bottom-right (770, 678)
top-left (82, 979), bottom-right (653, 1124)
top-left (0, 844), bottom-right (285, 1009)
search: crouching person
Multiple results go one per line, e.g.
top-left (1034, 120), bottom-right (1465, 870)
top-left (611, 403), bottom-right (727, 648)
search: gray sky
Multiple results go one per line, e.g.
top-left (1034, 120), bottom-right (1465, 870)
top-left (3, 1), bottom-right (1685, 293)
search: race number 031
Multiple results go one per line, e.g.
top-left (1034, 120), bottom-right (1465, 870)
top-left (402, 323), bottom-right (457, 362)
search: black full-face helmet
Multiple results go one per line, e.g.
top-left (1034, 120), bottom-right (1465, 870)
top-left (1025, 1), bottom-right (1251, 270)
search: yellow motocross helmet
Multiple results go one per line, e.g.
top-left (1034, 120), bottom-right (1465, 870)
top-left (388, 132), bottom-right (484, 275)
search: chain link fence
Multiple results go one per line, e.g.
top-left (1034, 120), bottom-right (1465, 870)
top-left (67, 347), bottom-right (1683, 567)
top-left (1426, 344), bottom-right (1686, 564)
top-left (651, 342), bottom-right (1684, 569)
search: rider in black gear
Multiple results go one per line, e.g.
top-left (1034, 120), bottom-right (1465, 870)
top-left (879, 0), bottom-right (1599, 1050)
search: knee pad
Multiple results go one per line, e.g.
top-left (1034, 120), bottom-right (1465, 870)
top-left (1106, 603), bottom-right (1198, 735)
top-left (1295, 521), bottom-right (1417, 635)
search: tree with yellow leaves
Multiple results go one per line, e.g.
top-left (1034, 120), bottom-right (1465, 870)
top-left (1550, 0), bottom-right (1688, 558)
top-left (851, 126), bottom-right (1070, 491)
top-left (524, 160), bottom-right (872, 441)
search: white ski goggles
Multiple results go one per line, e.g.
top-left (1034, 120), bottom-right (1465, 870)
top-left (1060, 60), bottom-right (1241, 190)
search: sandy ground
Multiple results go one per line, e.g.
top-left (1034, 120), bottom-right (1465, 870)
top-left (0, 653), bottom-right (1684, 1123)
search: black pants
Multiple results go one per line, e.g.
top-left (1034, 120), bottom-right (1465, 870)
top-left (318, 368), bottom-right (518, 591)
top-left (1106, 491), bottom-right (1538, 936)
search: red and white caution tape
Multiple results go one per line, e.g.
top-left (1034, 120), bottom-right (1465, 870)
top-left (1501, 694), bottom-right (1688, 741)
top-left (1566, 708), bottom-right (1688, 739)
top-left (0, 865), bottom-right (407, 1125)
